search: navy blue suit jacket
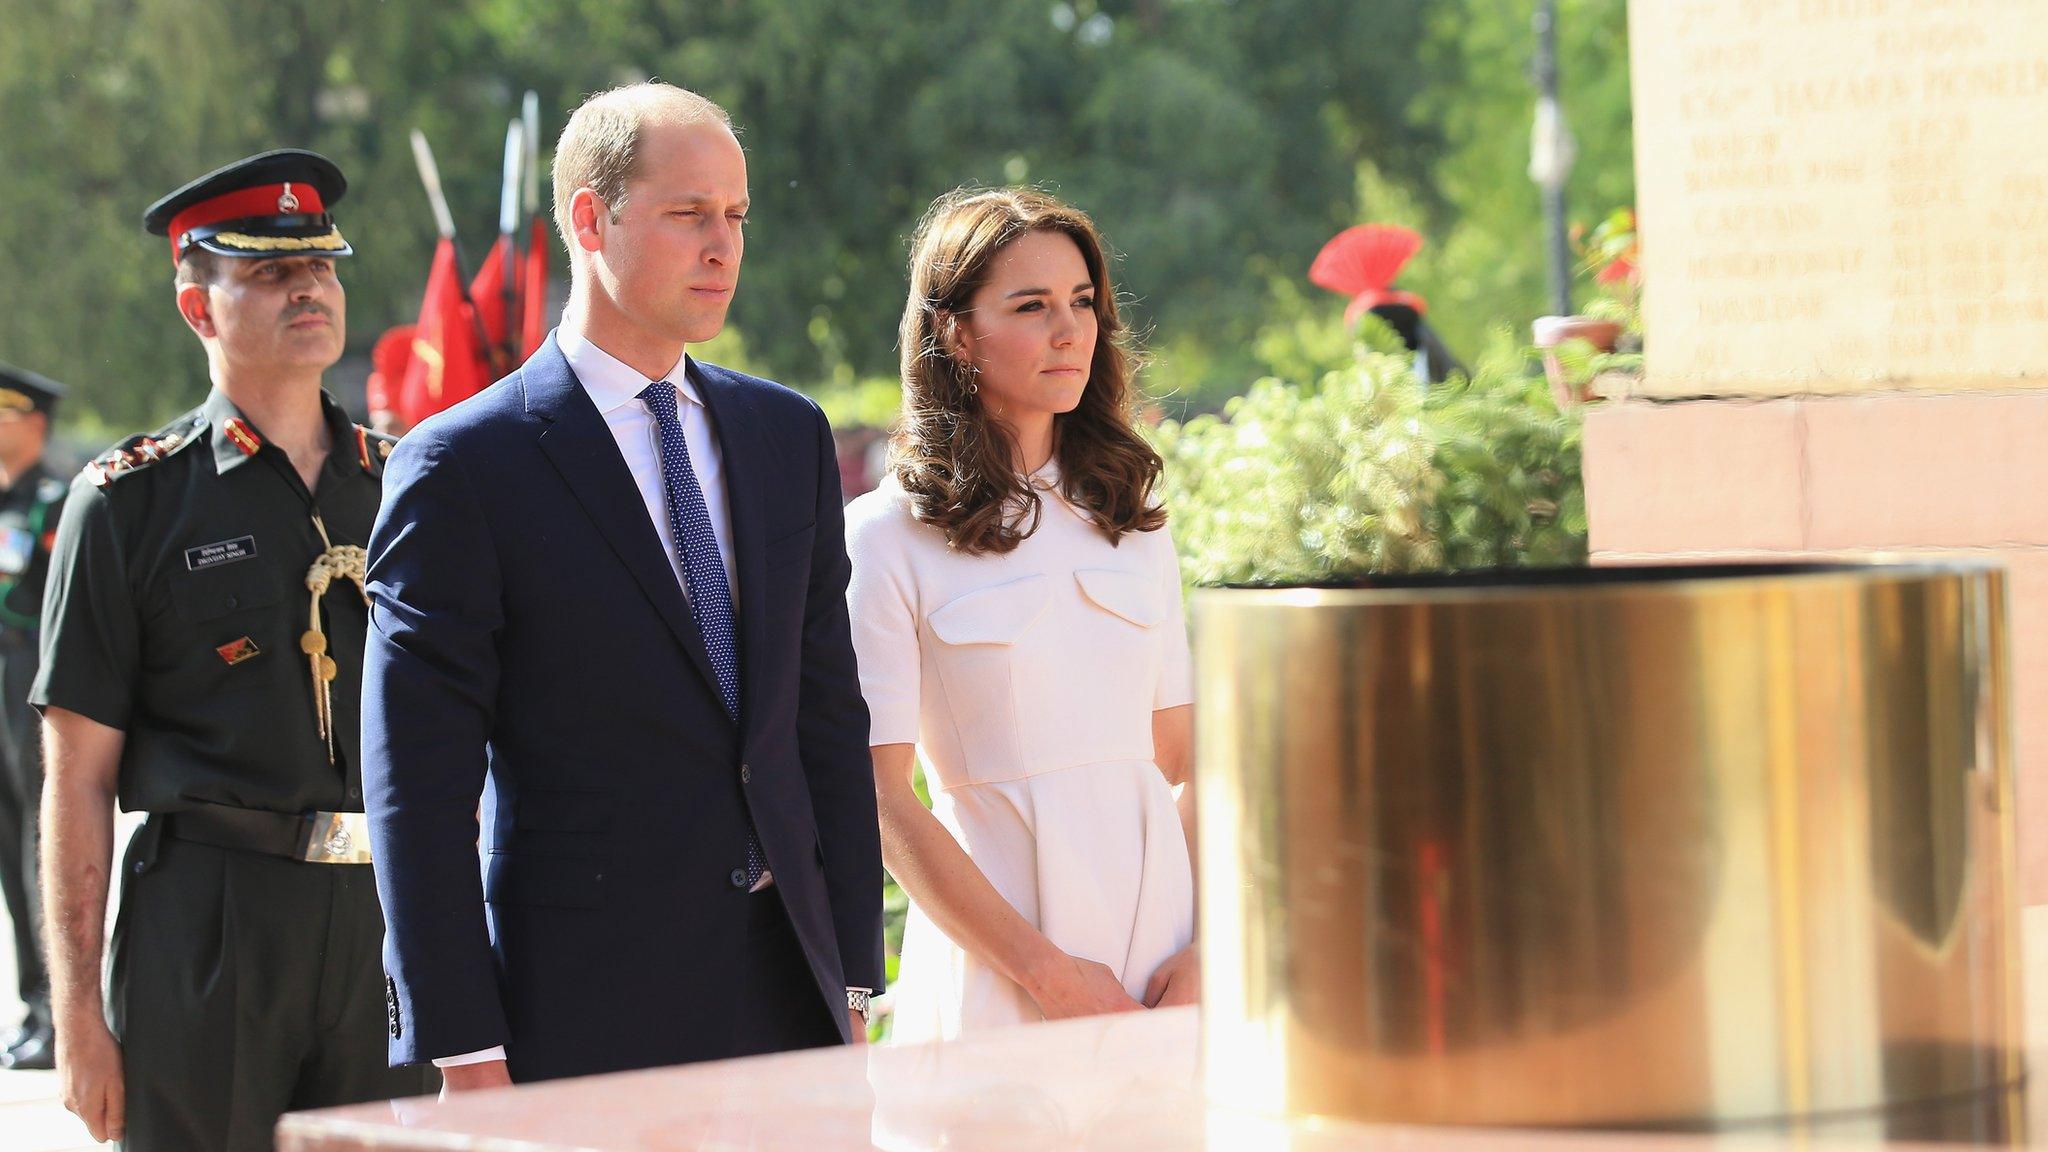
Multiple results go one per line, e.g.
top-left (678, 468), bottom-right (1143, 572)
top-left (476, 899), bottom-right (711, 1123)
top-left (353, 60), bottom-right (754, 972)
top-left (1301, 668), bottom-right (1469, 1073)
top-left (362, 336), bottom-right (883, 1081)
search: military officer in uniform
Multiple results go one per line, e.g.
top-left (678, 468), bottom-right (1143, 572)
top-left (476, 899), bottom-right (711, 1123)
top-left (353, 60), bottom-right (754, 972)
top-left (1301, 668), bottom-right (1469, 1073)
top-left (0, 365), bottom-right (65, 1071)
top-left (34, 150), bottom-right (434, 1149)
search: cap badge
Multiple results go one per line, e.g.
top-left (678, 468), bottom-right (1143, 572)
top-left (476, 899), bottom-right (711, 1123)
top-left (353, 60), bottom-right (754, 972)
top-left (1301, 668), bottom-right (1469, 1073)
top-left (278, 182), bottom-right (300, 214)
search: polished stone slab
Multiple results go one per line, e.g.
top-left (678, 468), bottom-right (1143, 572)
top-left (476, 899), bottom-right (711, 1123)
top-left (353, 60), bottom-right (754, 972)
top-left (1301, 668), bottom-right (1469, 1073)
top-left (277, 907), bottom-right (2048, 1150)
top-left (276, 1008), bottom-right (2040, 1151)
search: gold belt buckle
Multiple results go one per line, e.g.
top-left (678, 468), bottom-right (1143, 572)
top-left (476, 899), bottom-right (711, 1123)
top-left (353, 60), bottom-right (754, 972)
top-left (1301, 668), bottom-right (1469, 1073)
top-left (300, 811), bottom-right (373, 864)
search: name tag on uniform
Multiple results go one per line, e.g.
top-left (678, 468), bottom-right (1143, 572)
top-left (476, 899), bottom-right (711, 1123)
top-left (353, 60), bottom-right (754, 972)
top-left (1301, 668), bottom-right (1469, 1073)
top-left (185, 535), bottom-right (257, 571)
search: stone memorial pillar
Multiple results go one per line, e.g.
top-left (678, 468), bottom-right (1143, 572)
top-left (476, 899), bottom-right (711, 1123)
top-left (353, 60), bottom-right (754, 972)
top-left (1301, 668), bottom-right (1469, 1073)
top-left (1594, 0), bottom-right (2048, 898)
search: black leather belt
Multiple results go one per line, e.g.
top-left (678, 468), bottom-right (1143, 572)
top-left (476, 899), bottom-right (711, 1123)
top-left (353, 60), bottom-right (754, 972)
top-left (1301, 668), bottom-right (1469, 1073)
top-left (161, 805), bottom-right (373, 864)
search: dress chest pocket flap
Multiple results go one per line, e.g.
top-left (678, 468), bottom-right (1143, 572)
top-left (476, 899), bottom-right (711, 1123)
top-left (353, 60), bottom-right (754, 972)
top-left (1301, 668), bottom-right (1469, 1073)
top-left (925, 574), bottom-right (1051, 646)
top-left (1074, 568), bottom-right (1163, 628)
top-left (168, 557), bottom-right (283, 623)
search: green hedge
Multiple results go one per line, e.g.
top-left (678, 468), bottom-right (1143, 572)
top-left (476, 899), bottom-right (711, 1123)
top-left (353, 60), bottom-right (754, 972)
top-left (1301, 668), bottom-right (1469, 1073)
top-left (1151, 323), bottom-right (1586, 586)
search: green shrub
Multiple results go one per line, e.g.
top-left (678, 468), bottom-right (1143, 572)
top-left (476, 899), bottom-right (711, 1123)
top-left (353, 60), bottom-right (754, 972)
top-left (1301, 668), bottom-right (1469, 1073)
top-left (1151, 321), bottom-right (1586, 586)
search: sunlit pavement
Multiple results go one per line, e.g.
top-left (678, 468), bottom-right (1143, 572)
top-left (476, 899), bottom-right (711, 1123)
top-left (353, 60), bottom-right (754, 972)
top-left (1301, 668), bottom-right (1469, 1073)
top-left (0, 937), bottom-right (101, 1151)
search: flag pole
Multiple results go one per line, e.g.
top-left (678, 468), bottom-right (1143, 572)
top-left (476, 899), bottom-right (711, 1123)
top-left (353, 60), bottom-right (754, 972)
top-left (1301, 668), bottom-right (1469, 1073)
top-left (496, 120), bottom-right (524, 368)
top-left (519, 90), bottom-right (548, 356)
top-left (409, 129), bottom-right (459, 242)
top-left (522, 91), bottom-right (543, 221)
top-left (408, 128), bottom-right (498, 363)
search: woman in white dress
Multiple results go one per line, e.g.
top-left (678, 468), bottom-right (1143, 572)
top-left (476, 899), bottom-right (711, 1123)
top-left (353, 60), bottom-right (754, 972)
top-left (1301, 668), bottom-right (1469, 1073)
top-left (845, 187), bottom-right (1197, 1042)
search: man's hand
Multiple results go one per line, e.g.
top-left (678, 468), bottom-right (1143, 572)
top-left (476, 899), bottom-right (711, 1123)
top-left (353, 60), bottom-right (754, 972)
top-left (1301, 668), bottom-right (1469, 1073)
top-left (42, 710), bottom-right (126, 1143)
top-left (1144, 944), bottom-right (1200, 1009)
top-left (58, 1021), bottom-right (125, 1144)
top-left (848, 1009), bottom-right (869, 1045)
top-left (438, 1059), bottom-right (512, 1098)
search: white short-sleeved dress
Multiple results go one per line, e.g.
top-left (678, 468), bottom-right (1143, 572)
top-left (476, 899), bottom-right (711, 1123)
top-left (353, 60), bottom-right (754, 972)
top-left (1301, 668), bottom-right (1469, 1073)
top-left (845, 465), bottom-right (1196, 1041)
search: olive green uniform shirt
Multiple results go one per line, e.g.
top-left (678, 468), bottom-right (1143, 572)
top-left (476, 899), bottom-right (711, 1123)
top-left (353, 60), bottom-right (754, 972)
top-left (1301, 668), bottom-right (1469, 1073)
top-left (31, 389), bottom-right (392, 816)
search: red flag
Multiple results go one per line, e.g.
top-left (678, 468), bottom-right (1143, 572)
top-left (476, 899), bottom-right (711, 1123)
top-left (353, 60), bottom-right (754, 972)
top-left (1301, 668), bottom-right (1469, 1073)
top-left (396, 239), bottom-right (491, 428)
top-left (470, 236), bottom-right (514, 367)
top-left (520, 216), bottom-right (552, 357)
top-left (365, 324), bottom-right (416, 430)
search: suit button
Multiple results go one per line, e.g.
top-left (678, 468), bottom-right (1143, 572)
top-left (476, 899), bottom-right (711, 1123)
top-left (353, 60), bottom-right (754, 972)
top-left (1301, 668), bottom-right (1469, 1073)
top-left (740, 763), bottom-right (752, 784)
top-left (729, 868), bottom-right (747, 889)
top-left (224, 595), bottom-right (239, 609)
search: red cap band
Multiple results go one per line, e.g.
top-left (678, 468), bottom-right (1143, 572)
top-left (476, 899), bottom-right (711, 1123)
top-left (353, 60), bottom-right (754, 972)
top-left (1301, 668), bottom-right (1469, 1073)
top-left (166, 182), bottom-right (328, 260)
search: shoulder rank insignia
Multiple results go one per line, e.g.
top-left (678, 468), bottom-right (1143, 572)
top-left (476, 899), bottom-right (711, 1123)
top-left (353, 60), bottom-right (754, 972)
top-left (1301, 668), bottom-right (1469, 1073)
top-left (221, 417), bottom-right (262, 457)
top-left (83, 412), bottom-right (205, 489)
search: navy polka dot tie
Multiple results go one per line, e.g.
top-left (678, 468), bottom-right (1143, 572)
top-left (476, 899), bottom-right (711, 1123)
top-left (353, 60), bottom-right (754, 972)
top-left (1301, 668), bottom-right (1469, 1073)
top-left (640, 380), bottom-right (766, 887)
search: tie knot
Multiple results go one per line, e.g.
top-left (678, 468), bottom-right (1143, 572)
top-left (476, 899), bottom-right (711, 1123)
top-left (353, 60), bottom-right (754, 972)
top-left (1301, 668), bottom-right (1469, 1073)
top-left (638, 379), bottom-right (679, 421)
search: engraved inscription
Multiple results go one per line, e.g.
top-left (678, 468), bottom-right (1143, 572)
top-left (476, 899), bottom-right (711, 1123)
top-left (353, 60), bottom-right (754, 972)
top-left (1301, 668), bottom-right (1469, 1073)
top-left (1633, 0), bottom-right (2048, 394)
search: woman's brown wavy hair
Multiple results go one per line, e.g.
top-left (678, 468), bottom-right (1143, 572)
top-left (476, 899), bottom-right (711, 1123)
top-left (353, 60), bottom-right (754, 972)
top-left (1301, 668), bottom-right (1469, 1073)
top-left (892, 187), bottom-right (1166, 556)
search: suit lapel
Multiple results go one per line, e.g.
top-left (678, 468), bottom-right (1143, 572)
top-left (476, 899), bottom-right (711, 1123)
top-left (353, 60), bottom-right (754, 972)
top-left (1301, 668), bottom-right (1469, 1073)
top-left (525, 337), bottom-right (727, 711)
top-left (691, 358), bottom-right (769, 742)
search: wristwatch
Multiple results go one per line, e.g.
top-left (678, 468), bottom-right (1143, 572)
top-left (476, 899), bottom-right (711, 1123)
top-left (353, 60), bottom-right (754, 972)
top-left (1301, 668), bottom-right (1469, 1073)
top-left (847, 986), bottom-right (874, 1025)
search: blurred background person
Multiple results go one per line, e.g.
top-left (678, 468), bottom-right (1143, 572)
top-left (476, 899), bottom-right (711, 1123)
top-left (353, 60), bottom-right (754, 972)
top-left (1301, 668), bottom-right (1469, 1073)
top-left (0, 363), bottom-right (65, 1072)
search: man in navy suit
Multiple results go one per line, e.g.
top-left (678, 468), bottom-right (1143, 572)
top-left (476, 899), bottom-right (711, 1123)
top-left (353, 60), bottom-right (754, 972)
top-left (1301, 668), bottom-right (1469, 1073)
top-left (362, 82), bottom-right (883, 1090)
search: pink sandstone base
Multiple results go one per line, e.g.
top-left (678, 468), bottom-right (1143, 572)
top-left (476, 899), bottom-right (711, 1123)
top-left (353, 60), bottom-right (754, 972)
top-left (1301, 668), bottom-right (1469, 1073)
top-left (1585, 389), bottom-right (2048, 903)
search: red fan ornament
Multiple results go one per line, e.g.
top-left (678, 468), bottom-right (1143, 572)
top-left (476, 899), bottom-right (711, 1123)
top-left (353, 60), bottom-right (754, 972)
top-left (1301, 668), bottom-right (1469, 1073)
top-left (1310, 224), bottom-right (1428, 325)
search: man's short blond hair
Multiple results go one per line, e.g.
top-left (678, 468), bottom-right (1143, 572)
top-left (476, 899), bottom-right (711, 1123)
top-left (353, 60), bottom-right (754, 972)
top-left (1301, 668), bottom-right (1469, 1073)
top-left (552, 82), bottom-right (733, 255)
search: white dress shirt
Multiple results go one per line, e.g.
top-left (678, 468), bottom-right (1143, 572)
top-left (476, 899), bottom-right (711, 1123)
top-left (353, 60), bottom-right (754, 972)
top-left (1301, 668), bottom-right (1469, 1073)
top-left (560, 324), bottom-right (738, 603)
top-left (434, 325), bottom-right (742, 1071)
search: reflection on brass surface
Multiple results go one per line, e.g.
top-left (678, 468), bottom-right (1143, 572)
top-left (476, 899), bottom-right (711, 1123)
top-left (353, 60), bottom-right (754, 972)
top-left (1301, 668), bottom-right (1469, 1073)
top-left (1195, 564), bottom-right (2024, 1129)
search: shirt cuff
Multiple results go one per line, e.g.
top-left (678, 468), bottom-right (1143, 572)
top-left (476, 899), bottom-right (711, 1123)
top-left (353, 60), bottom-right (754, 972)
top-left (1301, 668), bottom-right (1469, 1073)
top-left (433, 1046), bottom-right (507, 1068)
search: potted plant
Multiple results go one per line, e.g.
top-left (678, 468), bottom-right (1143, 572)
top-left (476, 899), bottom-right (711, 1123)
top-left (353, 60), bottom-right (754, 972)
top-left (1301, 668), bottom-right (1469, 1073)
top-left (1150, 327), bottom-right (2017, 1132)
top-left (1150, 323), bottom-right (1587, 586)
top-left (1534, 206), bottom-right (1641, 405)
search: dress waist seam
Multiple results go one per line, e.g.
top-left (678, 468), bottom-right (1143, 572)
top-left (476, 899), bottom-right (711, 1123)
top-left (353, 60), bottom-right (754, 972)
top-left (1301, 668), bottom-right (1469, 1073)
top-left (931, 756), bottom-right (1159, 793)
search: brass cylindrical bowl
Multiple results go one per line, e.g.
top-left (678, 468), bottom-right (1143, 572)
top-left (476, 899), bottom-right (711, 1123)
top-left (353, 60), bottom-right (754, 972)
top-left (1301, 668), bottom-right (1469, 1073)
top-left (1195, 563), bottom-right (2022, 1129)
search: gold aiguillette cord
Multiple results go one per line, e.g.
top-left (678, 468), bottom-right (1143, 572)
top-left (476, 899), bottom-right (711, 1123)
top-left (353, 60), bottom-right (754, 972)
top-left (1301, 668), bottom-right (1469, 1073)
top-left (302, 512), bottom-right (368, 764)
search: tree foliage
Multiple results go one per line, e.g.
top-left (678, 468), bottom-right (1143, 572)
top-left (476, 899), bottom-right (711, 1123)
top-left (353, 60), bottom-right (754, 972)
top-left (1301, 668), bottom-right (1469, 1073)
top-left (1396, 0), bottom-right (1636, 358)
top-left (0, 0), bottom-right (516, 438)
top-left (0, 0), bottom-right (1631, 437)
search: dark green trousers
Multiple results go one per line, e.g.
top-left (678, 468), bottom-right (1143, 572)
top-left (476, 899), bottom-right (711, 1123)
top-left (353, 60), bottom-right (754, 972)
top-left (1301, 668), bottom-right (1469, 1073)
top-left (110, 823), bottom-right (437, 1152)
top-left (0, 629), bottom-right (49, 1030)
